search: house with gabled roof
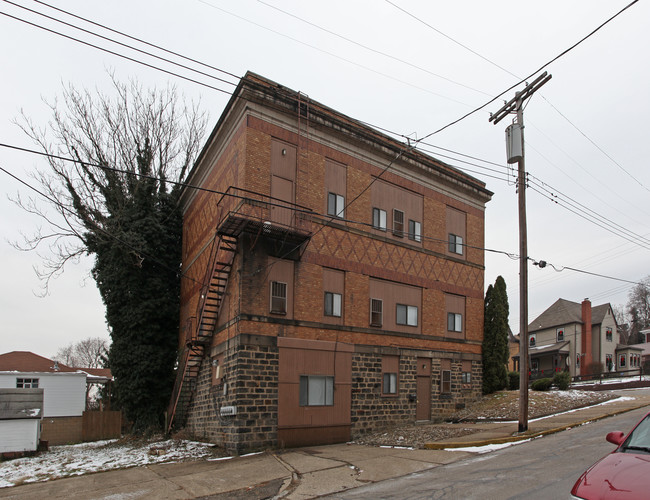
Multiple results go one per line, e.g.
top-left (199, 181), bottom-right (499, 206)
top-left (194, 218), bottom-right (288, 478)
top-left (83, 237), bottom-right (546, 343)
top-left (513, 298), bottom-right (642, 379)
top-left (0, 351), bottom-right (87, 444)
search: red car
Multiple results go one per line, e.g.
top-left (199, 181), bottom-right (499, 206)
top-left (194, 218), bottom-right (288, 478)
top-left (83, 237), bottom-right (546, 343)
top-left (571, 411), bottom-right (650, 500)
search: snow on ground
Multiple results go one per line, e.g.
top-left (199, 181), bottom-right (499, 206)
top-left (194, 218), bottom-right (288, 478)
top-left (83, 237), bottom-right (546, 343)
top-left (0, 438), bottom-right (222, 489)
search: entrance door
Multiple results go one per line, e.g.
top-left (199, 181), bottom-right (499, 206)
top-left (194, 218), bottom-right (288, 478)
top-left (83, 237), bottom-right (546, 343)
top-left (416, 357), bottom-right (431, 421)
top-left (270, 175), bottom-right (294, 227)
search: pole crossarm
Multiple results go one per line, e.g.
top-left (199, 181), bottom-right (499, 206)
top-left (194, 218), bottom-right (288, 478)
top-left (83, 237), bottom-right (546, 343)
top-left (489, 72), bottom-right (552, 125)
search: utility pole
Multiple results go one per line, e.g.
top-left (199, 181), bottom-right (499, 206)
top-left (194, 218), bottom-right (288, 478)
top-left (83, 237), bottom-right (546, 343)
top-left (489, 72), bottom-right (551, 432)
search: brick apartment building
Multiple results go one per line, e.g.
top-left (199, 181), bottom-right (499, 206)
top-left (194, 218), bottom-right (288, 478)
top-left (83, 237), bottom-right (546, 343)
top-left (168, 72), bottom-right (492, 453)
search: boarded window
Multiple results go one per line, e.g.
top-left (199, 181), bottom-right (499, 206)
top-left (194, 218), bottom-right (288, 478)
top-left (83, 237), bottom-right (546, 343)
top-left (393, 209), bottom-right (404, 237)
top-left (299, 375), bottom-right (334, 406)
top-left (370, 298), bottom-right (383, 327)
top-left (270, 281), bottom-right (287, 314)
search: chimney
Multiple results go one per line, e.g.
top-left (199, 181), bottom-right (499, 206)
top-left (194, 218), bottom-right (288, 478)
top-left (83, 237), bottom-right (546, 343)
top-left (581, 299), bottom-right (593, 373)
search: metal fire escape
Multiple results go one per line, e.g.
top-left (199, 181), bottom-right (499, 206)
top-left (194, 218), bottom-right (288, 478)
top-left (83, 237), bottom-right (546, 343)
top-left (167, 187), bottom-right (313, 433)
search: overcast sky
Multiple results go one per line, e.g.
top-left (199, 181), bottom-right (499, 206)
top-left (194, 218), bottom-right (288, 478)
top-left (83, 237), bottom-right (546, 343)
top-left (1, 0), bottom-right (648, 357)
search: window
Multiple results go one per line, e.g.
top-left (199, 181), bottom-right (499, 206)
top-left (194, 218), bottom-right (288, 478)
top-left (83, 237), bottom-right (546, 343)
top-left (408, 220), bottom-right (421, 242)
top-left (372, 208), bottom-right (387, 231)
top-left (16, 378), bottom-right (39, 388)
top-left (557, 328), bottom-right (564, 342)
top-left (396, 304), bottom-right (418, 326)
top-left (606, 354), bottom-right (613, 371)
top-left (299, 375), bottom-right (334, 406)
top-left (576, 354), bottom-right (581, 367)
top-left (324, 292), bottom-right (342, 317)
top-left (461, 360), bottom-right (472, 385)
top-left (383, 373), bottom-right (397, 394)
top-left (529, 334), bottom-right (536, 347)
top-left (531, 359), bottom-right (539, 372)
top-left (606, 327), bottom-right (613, 342)
top-left (447, 312), bottom-right (462, 332)
top-left (441, 370), bottom-right (451, 394)
top-left (270, 281), bottom-right (287, 314)
top-left (619, 354), bottom-right (626, 367)
top-left (393, 209), bottom-right (404, 237)
top-left (370, 298), bottom-right (383, 327)
top-left (449, 234), bottom-right (463, 255)
top-left (327, 192), bottom-right (345, 218)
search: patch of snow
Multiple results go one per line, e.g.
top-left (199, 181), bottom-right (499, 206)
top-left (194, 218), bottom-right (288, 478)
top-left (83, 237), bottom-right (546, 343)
top-left (0, 438), bottom-right (217, 489)
top-left (445, 439), bottom-right (532, 454)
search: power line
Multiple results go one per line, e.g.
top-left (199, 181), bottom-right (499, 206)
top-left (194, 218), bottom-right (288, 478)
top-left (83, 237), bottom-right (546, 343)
top-left (412, 0), bottom-right (640, 141)
top-left (257, 0), bottom-right (491, 97)
top-left (4, 0), bottom-right (240, 89)
top-left (0, 9), bottom-right (234, 96)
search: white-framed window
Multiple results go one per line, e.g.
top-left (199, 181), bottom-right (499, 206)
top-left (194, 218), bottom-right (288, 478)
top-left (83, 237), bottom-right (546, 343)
top-left (383, 373), bottom-right (398, 394)
top-left (556, 328), bottom-right (564, 342)
top-left (324, 292), bottom-right (342, 317)
top-left (408, 220), bottom-right (421, 242)
top-left (372, 208), bottom-right (387, 231)
top-left (396, 304), bottom-right (418, 326)
top-left (441, 370), bottom-right (451, 394)
top-left (449, 233), bottom-right (463, 255)
top-left (393, 209), bottom-right (404, 237)
top-left (327, 192), bottom-right (345, 218)
top-left (529, 334), bottom-right (537, 347)
top-left (16, 378), bottom-right (39, 388)
top-left (606, 327), bottom-right (613, 342)
top-left (370, 298), bottom-right (383, 327)
top-left (270, 281), bottom-right (287, 314)
top-left (299, 375), bottom-right (334, 406)
top-left (447, 312), bottom-right (462, 332)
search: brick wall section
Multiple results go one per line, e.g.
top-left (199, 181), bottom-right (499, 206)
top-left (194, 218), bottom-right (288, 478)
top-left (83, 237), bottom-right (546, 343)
top-left (186, 340), bottom-right (279, 455)
top-left (40, 416), bottom-right (83, 445)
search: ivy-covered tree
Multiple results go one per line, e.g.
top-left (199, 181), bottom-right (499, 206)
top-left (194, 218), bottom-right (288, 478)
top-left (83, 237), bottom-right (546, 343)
top-left (15, 75), bottom-right (207, 431)
top-left (482, 276), bottom-right (510, 394)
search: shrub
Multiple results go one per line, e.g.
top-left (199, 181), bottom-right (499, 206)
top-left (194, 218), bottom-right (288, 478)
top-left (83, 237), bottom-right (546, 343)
top-left (553, 371), bottom-right (571, 390)
top-left (531, 378), bottom-right (553, 391)
top-left (508, 371), bottom-right (520, 390)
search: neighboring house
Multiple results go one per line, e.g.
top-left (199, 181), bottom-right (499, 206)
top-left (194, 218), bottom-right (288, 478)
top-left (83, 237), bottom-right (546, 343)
top-left (0, 351), bottom-right (86, 445)
top-left (507, 329), bottom-right (520, 373)
top-left (0, 388), bottom-right (43, 455)
top-left (512, 298), bottom-right (638, 379)
top-left (627, 327), bottom-right (650, 367)
top-left (168, 72), bottom-right (492, 454)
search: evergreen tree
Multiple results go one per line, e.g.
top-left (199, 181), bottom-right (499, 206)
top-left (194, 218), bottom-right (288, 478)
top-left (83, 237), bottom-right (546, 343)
top-left (15, 75), bottom-right (207, 431)
top-left (482, 276), bottom-right (510, 394)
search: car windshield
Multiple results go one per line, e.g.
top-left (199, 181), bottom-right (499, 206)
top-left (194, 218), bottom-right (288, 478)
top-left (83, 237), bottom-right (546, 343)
top-left (622, 414), bottom-right (650, 453)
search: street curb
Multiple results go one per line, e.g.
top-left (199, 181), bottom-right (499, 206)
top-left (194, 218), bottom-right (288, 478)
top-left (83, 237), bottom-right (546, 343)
top-left (424, 402), bottom-right (650, 450)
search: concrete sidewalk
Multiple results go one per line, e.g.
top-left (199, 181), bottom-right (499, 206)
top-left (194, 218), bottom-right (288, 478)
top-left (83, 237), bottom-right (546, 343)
top-left (2, 392), bottom-right (649, 500)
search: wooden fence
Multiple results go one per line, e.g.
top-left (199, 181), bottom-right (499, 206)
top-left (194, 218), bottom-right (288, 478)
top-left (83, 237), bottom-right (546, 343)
top-left (82, 410), bottom-right (122, 442)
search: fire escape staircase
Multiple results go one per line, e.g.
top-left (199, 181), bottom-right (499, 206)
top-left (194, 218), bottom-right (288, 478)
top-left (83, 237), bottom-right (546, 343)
top-left (167, 233), bottom-right (237, 432)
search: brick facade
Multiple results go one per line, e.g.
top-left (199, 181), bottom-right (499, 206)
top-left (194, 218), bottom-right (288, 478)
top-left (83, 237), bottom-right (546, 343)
top-left (173, 73), bottom-right (491, 454)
